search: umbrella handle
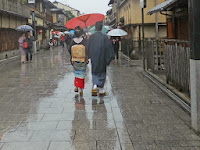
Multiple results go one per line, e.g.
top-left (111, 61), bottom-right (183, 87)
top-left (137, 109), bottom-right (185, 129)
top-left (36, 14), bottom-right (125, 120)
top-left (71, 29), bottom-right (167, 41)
top-left (84, 21), bottom-right (89, 32)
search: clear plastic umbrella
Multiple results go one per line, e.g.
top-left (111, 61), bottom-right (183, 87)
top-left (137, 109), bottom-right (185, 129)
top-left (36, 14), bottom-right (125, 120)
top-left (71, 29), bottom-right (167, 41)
top-left (16, 25), bottom-right (33, 32)
top-left (89, 26), bottom-right (108, 34)
top-left (104, 25), bottom-right (112, 31)
top-left (107, 29), bottom-right (127, 36)
top-left (64, 31), bottom-right (74, 35)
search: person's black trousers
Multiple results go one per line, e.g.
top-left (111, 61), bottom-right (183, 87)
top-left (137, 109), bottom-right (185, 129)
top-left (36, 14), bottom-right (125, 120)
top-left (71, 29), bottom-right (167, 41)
top-left (26, 48), bottom-right (32, 61)
top-left (114, 49), bottom-right (119, 59)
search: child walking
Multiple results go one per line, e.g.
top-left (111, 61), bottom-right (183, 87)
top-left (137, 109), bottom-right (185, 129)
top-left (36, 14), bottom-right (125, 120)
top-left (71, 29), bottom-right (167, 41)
top-left (69, 26), bottom-right (87, 96)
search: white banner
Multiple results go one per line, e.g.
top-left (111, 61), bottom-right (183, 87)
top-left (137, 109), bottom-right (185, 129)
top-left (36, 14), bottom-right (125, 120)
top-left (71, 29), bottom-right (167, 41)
top-left (28, 0), bottom-right (35, 4)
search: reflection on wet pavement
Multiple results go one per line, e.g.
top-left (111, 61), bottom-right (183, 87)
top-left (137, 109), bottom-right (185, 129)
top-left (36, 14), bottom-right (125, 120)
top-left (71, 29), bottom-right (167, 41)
top-left (1, 47), bottom-right (197, 150)
top-left (0, 47), bottom-right (131, 150)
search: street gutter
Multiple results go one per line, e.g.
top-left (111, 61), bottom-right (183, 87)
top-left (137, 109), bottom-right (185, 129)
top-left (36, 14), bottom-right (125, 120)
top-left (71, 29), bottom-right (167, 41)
top-left (115, 52), bottom-right (191, 114)
top-left (143, 71), bottom-right (191, 114)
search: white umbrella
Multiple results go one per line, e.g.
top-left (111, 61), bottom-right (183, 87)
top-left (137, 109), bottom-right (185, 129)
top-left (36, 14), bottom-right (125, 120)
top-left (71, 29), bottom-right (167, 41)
top-left (57, 32), bottom-right (65, 36)
top-left (104, 25), bottom-right (112, 31)
top-left (107, 29), bottom-right (127, 36)
top-left (54, 35), bottom-right (60, 39)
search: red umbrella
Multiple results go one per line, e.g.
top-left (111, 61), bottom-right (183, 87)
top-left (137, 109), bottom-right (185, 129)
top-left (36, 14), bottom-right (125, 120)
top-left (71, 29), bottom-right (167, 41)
top-left (65, 13), bottom-right (105, 29)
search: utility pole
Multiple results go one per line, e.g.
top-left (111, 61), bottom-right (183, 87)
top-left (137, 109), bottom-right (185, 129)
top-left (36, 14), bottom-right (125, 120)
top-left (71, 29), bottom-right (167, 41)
top-left (155, 0), bottom-right (159, 71)
top-left (139, 25), bottom-right (141, 52)
top-left (32, 11), bottom-right (37, 53)
top-left (189, 0), bottom-right (200, 132)
top-left (142, 8), bottom-right (145, 70)
top-left (32, 11), bottom-right (36, 38)
top-left (140, 0), bottom-right (146, 70)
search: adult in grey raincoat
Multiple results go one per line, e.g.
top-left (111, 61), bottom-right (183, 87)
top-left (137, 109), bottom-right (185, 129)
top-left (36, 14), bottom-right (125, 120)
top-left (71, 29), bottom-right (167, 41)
top-left (86, 21), bottom-right (114, 96)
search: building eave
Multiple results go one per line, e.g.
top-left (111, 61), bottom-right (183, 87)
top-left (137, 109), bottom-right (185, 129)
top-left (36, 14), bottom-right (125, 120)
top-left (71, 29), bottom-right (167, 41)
top-left (108, 0), bottom-right (114, 6)
top-left (147, 0), bottom-right (178, 15)
top-left (106, 9), bottom-right (112, 15)
top-left (0, 9), bottom-right (30, 19)
top-left (43, 0), bottom-right (57, 8)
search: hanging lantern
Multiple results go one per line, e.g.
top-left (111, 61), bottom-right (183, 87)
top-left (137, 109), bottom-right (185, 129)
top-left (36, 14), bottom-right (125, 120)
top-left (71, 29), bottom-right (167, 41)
top-left (39, 30), bottom-right (43, 34)
top-left (51, 29), bottom-right (54, 35)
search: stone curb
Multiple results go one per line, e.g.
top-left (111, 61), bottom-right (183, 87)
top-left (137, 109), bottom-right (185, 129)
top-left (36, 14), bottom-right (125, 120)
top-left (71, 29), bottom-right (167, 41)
top-left (143, 71), bottom-right (191, 114)
top-left (119, 51), bottom-right (191, 114)
top-left (0, 51), bottom-right (43, 66)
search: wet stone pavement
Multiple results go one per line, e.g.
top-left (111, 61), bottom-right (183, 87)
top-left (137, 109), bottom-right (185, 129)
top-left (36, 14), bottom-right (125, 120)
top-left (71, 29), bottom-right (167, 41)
top-left (0, 47), bottom-right (199, 150)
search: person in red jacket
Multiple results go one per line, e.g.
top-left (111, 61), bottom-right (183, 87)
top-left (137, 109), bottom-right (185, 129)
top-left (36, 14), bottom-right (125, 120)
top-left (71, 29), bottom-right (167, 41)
top-left (60, 35), bottom-right (65, 48)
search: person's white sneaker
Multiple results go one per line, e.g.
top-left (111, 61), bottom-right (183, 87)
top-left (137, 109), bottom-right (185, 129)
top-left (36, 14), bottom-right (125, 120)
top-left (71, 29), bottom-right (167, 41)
top-left (79, 88), bottom-right (83, 96)
top-left (92, 85), bottom-right (98, 96)
top-left (99, 88), bottom-right (106, 96)
top-left (93, 84), bottom-right (97, 89)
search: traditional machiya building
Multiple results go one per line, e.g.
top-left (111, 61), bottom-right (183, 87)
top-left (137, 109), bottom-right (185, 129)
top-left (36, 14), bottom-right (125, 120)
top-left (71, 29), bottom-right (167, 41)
top-left (107, 0), bottom-right (167, 43)
top-left (146, 0), bottom-right (190, 96)
top-left (51, 8), bottom-right (68, 31)
top-left (106, 0), bottom-right (117, 28)
top-left (43, 0), bottom-right (56, 42)
top-left (147, 0), bottom-right (188, 40)
top-left (52, 1), bottom-right (80, 18)
top-left (119, 0), bottom-right (167, 39)
top-left (28, 0), bottom-right (56, 49)
top-left (0, 0), bottom-right (30, 60)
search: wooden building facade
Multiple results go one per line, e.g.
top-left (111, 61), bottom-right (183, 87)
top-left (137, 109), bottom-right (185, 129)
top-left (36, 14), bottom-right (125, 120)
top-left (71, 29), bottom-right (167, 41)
top-left (0, 0), bottom-right (30, 60)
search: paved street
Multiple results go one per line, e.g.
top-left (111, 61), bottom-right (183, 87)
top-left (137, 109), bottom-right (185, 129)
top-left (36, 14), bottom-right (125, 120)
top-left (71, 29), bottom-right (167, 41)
top-left (0, 47), bottom-right (199, 150)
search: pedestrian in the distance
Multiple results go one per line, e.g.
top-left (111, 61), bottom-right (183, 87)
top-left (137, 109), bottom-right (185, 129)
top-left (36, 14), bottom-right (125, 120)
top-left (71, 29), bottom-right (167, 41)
top-left (49, 39), bottom-right (54, 51)
top-left (65, 34), bottom-right (72, 50)
top-left (69, 26), bottom-right (88, 96)
top-left (111, 37), bottom-right (119, 60)
top-left (60, 35), bottom-right (65, 48)
top-left (26, 31), bottom-right (34, 62)
top-left (18, 33), bottom-right (26, 64)
top-left (86, 21), bottom-right (115, 96)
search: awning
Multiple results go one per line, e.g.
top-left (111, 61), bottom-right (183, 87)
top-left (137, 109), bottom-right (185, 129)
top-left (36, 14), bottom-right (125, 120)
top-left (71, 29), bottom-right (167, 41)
top-left (147, 0), bottom-right (178, 15)
top-left (106, 9), bottom-right (112, 15)
top-left (43, 0), bottom-right (57, 8)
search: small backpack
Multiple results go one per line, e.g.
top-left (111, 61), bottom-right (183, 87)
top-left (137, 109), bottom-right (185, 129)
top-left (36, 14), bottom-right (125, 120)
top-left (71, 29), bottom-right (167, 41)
top-left (23, 42), bottom-right (28, 49)
top-left (71, 44), bottom-right (86, 62)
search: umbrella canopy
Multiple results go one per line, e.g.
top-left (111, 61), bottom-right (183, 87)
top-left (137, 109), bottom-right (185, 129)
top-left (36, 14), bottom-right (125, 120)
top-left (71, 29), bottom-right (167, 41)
top-left (104, 25), bottom-right (112, 31)
top-left (54, 35), bottom-right (60, 39)
top-left (16, 25), bottom-right (33, 32)
top-left (65, 13), bottom-right (105, 29)
top-left (89, 26), bottom-right (108, 34)
top-left (57, 32), bottom-right (65, 36)
top-left (64, 31), bottom-right (73, 35)
top-left (69, 30), bottom-right (75, 34)
top-left (107, 29), bottom-right (128, 37)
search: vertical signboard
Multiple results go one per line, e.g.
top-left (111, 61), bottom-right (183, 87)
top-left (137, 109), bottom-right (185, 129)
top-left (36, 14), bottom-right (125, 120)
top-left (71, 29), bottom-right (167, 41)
top-left (140, 0), bottom-right (147, 8)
